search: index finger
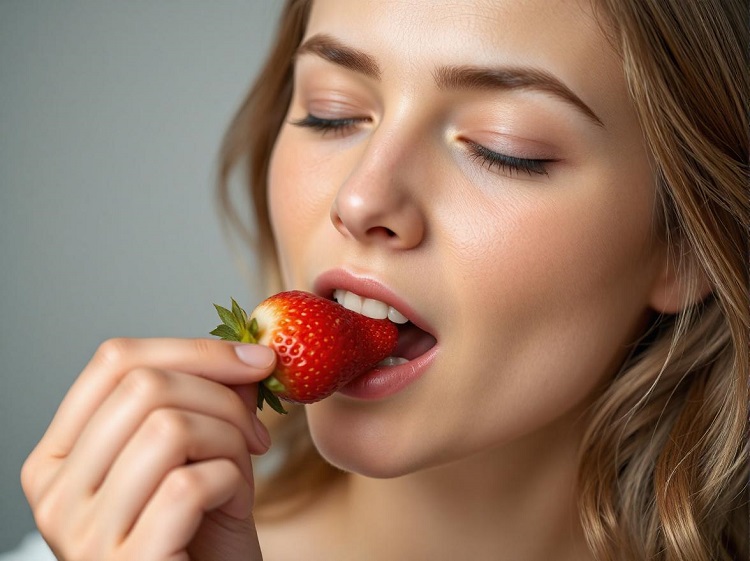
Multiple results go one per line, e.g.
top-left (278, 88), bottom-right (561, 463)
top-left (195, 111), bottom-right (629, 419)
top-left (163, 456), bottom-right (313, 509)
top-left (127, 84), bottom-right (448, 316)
top-left (38, 338), bottom-right (276, 456)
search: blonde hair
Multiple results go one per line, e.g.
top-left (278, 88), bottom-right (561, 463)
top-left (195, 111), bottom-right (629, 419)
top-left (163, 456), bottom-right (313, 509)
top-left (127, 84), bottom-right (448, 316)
top-left (579, 2), bottom-right (749, 559)
top-left (216, 0), bottom-right (749, 558)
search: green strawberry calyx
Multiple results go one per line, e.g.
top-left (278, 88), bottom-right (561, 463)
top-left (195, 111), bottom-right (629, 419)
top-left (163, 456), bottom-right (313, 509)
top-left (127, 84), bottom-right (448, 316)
top-left (210, 298), bottom-right (288, 415)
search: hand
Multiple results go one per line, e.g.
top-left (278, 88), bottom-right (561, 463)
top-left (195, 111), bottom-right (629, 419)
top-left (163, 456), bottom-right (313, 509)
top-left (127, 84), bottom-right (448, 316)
top-left (21, 337), bottom-right (277, 561)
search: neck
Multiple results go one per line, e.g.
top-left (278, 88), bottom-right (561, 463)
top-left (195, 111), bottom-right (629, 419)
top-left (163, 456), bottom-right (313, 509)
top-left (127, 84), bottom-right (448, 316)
top-left (340, 409), bottom-right (594, 561)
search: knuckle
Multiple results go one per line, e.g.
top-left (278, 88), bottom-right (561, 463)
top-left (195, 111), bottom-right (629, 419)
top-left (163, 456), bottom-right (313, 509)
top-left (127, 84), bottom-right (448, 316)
top-left (220, 459), bottom-right (244, 486)
top-left (19, 452), bottom-right (54, 509)
top-left (163, 467), bottom-right (203, 500)
top-left (144, 408), bottom-right (190, 441)
top-left (215, 460), bottom-right (247, 506)
top-left (190, 337), bottom-right (216, 360)
top-left (33, 498), bottom-right (55, 535)
top-left (19, 454), bottom-right (39, 500)
top-left (36, 491), bottom-right (107, 561)
top-left (33, 486), bottom-right (63, 537)
top-left (121, 367), bottom-right (169, 402)
top-left (94, 337), bottom-right (134, 367)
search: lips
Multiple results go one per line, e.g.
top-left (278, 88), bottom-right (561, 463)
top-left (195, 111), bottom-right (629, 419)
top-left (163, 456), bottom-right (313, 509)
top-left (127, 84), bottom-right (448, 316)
top-left (315, 272), bottom-right (438, 365)
top-left (332, 289), bottom-right (409, 324)
top-left (311, 271), bottom-right (439, 400)
top-left (332, 288), bottom-right (437, 364)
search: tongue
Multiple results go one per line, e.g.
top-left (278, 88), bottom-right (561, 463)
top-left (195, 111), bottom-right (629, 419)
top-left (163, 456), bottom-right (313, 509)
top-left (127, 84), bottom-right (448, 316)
top-left (392, 323), bottom-right (436, 360)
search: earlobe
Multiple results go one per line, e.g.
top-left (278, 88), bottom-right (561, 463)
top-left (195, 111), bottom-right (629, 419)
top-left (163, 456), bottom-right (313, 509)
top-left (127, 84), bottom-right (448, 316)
top-left (648, 248), bottom-right (713, 314)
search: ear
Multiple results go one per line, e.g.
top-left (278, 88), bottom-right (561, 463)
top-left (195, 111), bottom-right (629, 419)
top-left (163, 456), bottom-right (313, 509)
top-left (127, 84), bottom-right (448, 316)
top-left (648, 246), bottom-right (713, 314)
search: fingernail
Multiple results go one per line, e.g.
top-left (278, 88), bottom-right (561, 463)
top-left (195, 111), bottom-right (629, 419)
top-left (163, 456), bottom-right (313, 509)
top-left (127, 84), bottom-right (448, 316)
top-left (253, 415), bottom-right (272, 449)
top-left (234, 344), bottom-right (276, 368)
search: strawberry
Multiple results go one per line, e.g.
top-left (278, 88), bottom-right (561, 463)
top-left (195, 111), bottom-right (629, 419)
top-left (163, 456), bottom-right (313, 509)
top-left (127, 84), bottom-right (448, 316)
top-left (211, 290), bottom-right (398, 414)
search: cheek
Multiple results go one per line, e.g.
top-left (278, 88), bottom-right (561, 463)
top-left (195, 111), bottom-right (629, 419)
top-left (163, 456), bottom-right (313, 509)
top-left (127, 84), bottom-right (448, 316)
top-left (450, 165), bottom-right (660, 321)
top-left (438, 171), bottom-right (660, 436)
top-left (267, 127), bottom-right (334, 285)
top-left (524, 177), bottom-right (659, 310)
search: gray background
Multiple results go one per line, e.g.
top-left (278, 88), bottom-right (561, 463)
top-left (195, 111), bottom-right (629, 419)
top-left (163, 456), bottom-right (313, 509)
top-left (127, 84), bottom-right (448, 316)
top-left (0, 1), bottom-right (283, 552)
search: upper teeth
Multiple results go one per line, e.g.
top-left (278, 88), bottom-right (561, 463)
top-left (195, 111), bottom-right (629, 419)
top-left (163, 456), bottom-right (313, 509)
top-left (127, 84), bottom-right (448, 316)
top-left (333, 289), bottom-right (409, 324)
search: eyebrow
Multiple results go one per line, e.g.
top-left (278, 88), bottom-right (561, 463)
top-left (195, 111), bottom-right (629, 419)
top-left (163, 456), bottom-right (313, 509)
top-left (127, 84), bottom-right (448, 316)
top-left (297, 33), bottom-right (381, 80)
top-left (296, 33), bottom-right (604, 128)
top-left (434, 66), bottom-right (604, 127)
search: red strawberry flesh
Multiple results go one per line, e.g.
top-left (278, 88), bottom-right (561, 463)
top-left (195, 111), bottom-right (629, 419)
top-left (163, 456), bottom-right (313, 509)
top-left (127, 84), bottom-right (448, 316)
top-left (251, 290), bottom-right (399, 406)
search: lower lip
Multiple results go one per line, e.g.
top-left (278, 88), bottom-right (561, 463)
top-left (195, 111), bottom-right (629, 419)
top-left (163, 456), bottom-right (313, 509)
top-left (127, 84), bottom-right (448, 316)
top-left (337, 346), bottom-right (439, 401)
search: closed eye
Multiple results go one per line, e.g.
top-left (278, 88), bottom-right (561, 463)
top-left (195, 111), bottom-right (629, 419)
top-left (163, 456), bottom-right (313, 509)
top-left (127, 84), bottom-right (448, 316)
top-left (291, 115), bottom-right (554, 177)
top-left (465, 140), bottom-right (553, 177)
top-left (290, 114), bottom-right (370, 137)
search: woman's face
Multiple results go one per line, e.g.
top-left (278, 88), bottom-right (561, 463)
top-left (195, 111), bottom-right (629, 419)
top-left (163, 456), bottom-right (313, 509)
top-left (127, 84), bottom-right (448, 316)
top-left (268, 0), bottom-right (665, 477)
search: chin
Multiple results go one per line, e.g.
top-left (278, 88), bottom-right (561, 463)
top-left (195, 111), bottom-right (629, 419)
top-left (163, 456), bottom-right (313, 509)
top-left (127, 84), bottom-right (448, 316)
top-left (305, 401), bottom-right (432, 479)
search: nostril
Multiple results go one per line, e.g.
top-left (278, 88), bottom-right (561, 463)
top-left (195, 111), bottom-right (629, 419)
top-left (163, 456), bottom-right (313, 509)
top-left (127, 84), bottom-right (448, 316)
top-left (330, 210), bottom-right (348, 236)
top-left (330, 192), bottom-right (424, 248)
top-left (367, 226), bottom-right (397, 238)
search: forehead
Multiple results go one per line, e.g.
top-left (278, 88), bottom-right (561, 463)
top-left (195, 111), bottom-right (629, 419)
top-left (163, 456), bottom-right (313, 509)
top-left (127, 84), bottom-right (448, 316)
top-left (306, 0), bottom-right (603, 61)
top-left (305, 0), bottom-right (628, 132)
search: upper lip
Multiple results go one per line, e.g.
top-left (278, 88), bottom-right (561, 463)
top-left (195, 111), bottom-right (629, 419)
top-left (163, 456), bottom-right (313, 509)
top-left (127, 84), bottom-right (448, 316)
top-left (313, 269), bottom-right (436, 337)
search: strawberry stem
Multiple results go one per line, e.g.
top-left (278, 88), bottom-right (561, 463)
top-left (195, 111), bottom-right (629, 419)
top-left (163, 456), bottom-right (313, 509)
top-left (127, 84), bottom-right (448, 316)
top-left (264, 376), bottom-right (286, 393)
top-left (258, 383), bottom-right (288, 414)
top-left (212, 298), bottom-right (288, 415)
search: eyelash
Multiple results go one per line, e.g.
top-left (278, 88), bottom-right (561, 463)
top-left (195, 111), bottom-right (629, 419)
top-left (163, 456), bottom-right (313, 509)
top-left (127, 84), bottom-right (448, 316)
top-left (290, 114), bottom-right (368, 136)
top-left (291, 114), bottom-right (552, 177)
top-left (464, 140), bottom-right (551, 177)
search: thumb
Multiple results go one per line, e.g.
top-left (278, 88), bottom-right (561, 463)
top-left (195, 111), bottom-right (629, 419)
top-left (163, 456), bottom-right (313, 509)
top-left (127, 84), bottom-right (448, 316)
top-left (231, 343), bottom-right (277, 373)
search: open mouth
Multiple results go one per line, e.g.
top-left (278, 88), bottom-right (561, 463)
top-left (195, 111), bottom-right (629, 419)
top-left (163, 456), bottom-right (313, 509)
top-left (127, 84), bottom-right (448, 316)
top-left (332, 289), bottom-right (437, 365)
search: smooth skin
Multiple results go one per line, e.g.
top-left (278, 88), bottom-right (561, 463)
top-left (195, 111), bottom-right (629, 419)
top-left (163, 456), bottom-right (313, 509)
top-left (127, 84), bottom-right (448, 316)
top-left (263, 0), bottom-right (690, 559)
top-left (23, 0), bottom-right (698, 560)
top-left (21, 338), bottom-right (276, 560)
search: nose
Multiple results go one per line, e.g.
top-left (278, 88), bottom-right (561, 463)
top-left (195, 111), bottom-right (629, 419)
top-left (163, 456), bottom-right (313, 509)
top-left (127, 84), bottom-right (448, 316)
top-left (330, 133), bottom-right (426, 250)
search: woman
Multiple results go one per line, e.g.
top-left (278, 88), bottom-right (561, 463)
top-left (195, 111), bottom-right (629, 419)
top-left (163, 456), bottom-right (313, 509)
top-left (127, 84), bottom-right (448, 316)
top-left (22, 0), bottom-right (748, 559)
